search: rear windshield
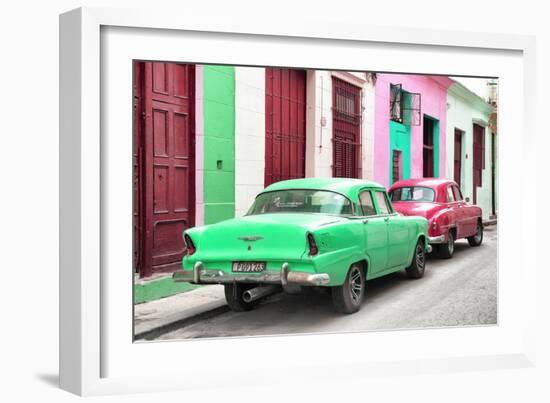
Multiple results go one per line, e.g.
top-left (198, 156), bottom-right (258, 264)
top-left (247, 189), bottom-right (353, 216)
top-left (389, 186), bottom-right (435, 202)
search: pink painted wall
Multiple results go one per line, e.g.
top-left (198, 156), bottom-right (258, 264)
top-left (374, 74), bottom-right (453, 188)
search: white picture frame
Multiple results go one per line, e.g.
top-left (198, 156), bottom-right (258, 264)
top-left (60, 6), bottom-right (537, 396)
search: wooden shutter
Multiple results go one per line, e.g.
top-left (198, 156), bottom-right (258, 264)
top-left (454, 129), bottom-right (462, 187)
top-left (473, 123), bottom-right (485, 204)
top-left (332, 77), bottom-right (361, 178)
top-left (265, 68), bottom-right (306, 187)
top-left (392, 150), bottom-right (401, 184)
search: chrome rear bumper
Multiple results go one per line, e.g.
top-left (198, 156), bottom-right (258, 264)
top-left (428, 235), bottom-right (446, 244)
top-left (172, 261), bottom-right (330, 286)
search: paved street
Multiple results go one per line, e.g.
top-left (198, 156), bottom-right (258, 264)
top-left (150, 225), bottom-right (497, 341)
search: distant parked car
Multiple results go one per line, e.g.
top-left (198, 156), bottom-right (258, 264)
top-left (173, 178), bottom-right (430, 314)
top-left (388, 178), bottom-right (483, 259)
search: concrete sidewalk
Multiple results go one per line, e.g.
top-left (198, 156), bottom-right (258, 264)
top-left (134, 284), bottom-right (227, 339)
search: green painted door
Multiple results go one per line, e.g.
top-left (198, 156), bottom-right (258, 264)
top-left (372, 189), bottom-right (410, 269)
top-left (364, 217), bottom-right (389, 277)
top-left (358, 189), bottom-right (388, 277)
top-left (386, 215), bottom-right (411, 268)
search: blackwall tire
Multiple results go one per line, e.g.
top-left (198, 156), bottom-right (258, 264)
top-left (438, 231), bottom-right (455, 259)
top-left (467, 222), bottom-right (484, 247)
top-left (332, 264), bottom-right (365, 314)
top-left (406, 240), bottom-right (426, 279)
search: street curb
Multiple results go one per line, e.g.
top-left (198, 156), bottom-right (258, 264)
top-left (135, 303), bottom-right (230, 341)
top-left (134, 275), bottom-right (200, 304)
top-left (134, 285), bottom-right (228, 340)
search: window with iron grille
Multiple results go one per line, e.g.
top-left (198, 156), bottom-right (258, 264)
top-left (332, 77), bottom-right (362, 178)
top-left (390, 84), bottom-right (421, 126)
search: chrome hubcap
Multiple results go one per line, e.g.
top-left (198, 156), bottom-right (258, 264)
top-left (415, 245), bottom-right (425, 269)
top-left (349, 267), bottom-right (363, 304)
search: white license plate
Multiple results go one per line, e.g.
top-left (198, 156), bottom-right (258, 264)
top-left (232, 262), bottom-right (266, 273)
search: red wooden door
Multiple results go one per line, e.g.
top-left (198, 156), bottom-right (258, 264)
top-left (134, 62), bottom-right (195, 277)
top-left (454, 129), bottom-right (462, 187)
top-left (133, 63), bottom-right (144, 273)
top-left (473, 124), bottom-right (485, 204)
top-left (332, 77), bottom-right (361, 178)
top-left (265, 68), bottom-right (306, 187)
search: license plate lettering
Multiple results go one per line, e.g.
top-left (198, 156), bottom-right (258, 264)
top-left (232, 262), bottom-right (266, 273)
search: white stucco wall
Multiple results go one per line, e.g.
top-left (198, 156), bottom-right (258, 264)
top-left (235, 68), bottom-right (376, 218)
top-left (234, 66), bottom-right (266, 217)
top-left (305, 70), bottom-right (333, 177)
top-left (305, 70), bottom-right (375, 180)
top-left (362, 73), bottom-right (376, 181)
top-left (446, 83), bottom-right (496, 220)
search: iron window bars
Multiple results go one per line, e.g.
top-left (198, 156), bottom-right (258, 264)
top-left (390, 83), bottom-right (422, 126)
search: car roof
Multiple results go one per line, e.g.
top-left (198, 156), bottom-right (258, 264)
top-left (388, 178), bottom-right (456, 190)
top-left (262, 177), bottom-right (385, 196)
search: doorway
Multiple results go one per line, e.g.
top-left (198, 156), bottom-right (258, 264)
top-left (133, 62), bottom-right (196, 278)
top-left (423, 116), bottom-right (439, 177)
top-left (473, 123), bottom-right (485, 205)
top-left (454, 128), bottom-right (463, 187)
top-left (264, 68), bottom-right (306, 187)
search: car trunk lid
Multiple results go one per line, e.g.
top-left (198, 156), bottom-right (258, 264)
top-left (392, 201), bottom-right (443, 220)
top-left (195, 213), bottom-right (347, 261)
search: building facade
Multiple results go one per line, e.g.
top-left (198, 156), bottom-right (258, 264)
top-left (133, 62), bottom-right (497, 284)
top-left (373, 74), bottom-right (453, 188)
top-left (133, 62), bottom-right (376, 279)
top-left (228, 68), bottom-right (377, 219)
top-left (446, 81), bottom-right (497, 221)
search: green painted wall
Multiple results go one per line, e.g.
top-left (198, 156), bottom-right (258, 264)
top-left (389, 120), bottom-right (411, 185)
top-left (203, 66), bottom-right (236, 224)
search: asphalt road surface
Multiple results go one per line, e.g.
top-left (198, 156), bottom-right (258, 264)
top-left (153, 225), bottom-right (497, 340)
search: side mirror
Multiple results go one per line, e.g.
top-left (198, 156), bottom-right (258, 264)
top-left (465, 197), bottom-right (470, 203)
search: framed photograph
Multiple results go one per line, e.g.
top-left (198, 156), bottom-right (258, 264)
top-left (60, 7), bottom-right (536, 396)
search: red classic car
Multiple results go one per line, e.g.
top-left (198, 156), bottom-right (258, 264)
top-left (388, 178), bottom-right (483, 258)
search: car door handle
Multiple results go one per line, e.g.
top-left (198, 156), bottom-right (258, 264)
top-left (384, 217), bottom-right (389, 222)
top-left (363, 219), bottom-right (369, 224)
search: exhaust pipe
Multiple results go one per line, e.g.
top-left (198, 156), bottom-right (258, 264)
top-left (242, 285), bottom-right (280, 303)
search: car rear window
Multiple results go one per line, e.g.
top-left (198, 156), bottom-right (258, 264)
top-left (390, 186), bottom-right (435, 202)
top-left (247, 189), bottom-right (353, 216)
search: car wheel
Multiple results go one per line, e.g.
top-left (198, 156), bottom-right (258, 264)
top-left (467, 221), bottom-right (483, 247)
top-left (224, 283), bottom-right (260, 312)
top-left (438, 231), bottom-right (455, 259)
top-left (406, 239), bottom-right (426, 279)
top-left (331, 264), bottom-right (365, 314)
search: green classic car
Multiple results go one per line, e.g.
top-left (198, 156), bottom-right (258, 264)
top-left (173, 178), bottom-right (430, 314)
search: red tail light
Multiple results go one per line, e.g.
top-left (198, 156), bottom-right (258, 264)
top-left (307, 233), bottom-right (319, 256)
top-left (183, 234), bottom-right (196, 256)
